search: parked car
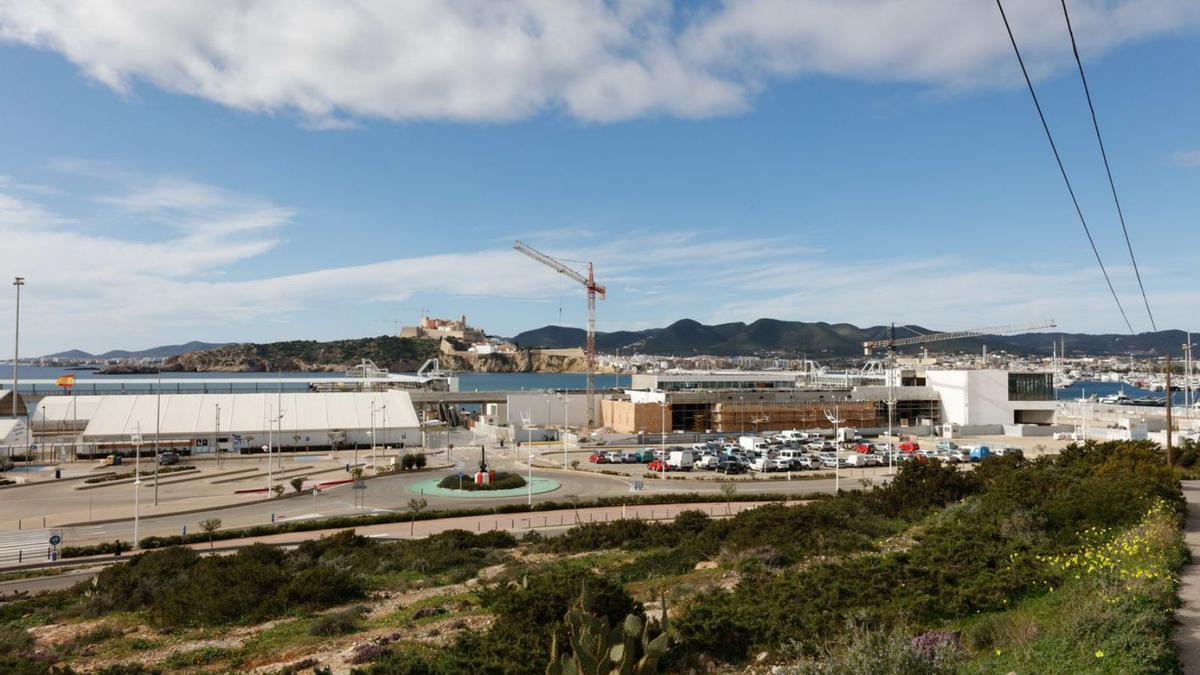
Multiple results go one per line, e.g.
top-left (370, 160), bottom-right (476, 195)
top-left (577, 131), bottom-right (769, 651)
top-left (749, 457), bottom-right (771, 472)
top-left (646, 459), bottom-right (670, 472)
top-left (935, 441), bottom-right (958, 451)
top-left (843, 453), bottom-right (878, 467)
top-left (932, 450), bottom-right (960, 464)
top-left (158, 451), bottom-right (180, 466)
top-left (899, 441), bottom-right (921, 453)
top-left (695, 454), bottom-right (722, 470)
top-left (715, 459), bottom-right (746, 474)
top-left (993, 446), bottom-right (1024, 458)
top-left (795, 454), bottom-right (820, 469)
top-left (854, 443), bottom-right (875, 454)
top-left (969, 445), bottom-right (993, 461)
top-left (587, 451), bottom-right (611, 464)
top-left (767, 457), bottom-right (791, 471)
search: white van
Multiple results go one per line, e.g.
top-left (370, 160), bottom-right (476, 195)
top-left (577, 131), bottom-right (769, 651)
top-left (777, 430), bottom-right (811, 443)
top-left (667, 450), bottom-right (694, 471)
top-left (777, 448), bottom-right (806, 467)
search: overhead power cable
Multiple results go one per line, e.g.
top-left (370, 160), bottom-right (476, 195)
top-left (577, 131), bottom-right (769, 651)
top-left (1060, 0), bottom-right (1156, 332)
top-left (994, 0), bottom-right (1135, 335)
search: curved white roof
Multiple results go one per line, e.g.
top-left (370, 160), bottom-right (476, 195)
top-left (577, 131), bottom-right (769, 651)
top-left (78, 390), bottom-right (419, 440)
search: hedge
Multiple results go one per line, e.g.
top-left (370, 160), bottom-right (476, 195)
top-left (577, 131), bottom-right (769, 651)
top-left (69, 491), bottom-right (804, 556)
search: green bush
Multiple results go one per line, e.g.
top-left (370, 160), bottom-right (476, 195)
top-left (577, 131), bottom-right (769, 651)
top-left (80, 542), bottom-right (363, 628)
top-left (400, 453), bottom-right (416, 470)
top-left (308, 606), bottom-right (366, 636)
top-left (123, 492), bottom-right (790, 554)
top-left (437, 471), bottom-right (526, 491)
top-left (671, 442), bottom-right (1184, 665)
top-left (0, 625), bottom-right (34, 658)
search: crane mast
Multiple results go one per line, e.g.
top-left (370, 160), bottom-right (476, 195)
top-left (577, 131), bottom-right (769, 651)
top-left (862, 319), bottom-right (1058, 356)
top-left (513, 241), bottom-right (606, 428)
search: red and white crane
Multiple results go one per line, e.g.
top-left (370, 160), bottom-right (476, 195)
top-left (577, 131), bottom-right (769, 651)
top-left (513, 240), bottom-right (605, 428)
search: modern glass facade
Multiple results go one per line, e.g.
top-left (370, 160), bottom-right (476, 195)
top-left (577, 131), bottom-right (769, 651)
top-left (1008, 373), bottom-right (1054, 401)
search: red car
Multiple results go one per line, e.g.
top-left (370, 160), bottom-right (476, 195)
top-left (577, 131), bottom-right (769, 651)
top-left (588, 452), bottom-right (610, 464)
top-left (647, 459), bottom-right (670, 472)
top-left (899, 441), bottom-right (921, 453)
top-left (855, 443), bottom-right (874, 454)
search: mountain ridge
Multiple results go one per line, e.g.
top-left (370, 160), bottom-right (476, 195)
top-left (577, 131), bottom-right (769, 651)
top-left (40, 341), bottom-right (235, 360)
top-left (512, 319), bottom-right (1190, 357)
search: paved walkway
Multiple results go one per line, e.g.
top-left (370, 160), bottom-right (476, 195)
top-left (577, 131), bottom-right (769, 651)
top-left (1177, 481), bottom-right (1200, 673)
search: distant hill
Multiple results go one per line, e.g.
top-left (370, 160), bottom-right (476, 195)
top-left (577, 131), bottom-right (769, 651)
top-left (41, 341), bottom-right (234, 360)
top-left (512, 319), bottom-right (1189, 357)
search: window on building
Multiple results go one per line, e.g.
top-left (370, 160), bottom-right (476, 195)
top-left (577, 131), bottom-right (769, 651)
top-left (1008, 373), bottom-right (1053, 401)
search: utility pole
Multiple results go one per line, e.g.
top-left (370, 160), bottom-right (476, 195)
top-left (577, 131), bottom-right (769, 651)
top-left (214, 404), bottom-right (221, 469)
top-left (825, 405), bottom-right (845, 494)
top-left (10, 277), bottom-right (23, 420)
top-left (132, 424), bottom-right (142, 549)
top-left (154, 369), bottom-right (161, 506)
top-left (1166, 353), bottom-right (1173, 467)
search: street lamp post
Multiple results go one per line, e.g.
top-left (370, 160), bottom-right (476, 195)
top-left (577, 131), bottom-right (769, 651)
top-left (521, 411), bottom-right (534, 506)
top-left (660, 401), bottom-right (667, 479)
top-left (132, 424), bottom-right (142, 549)
top-left (561, 393), bottom-right (570, 469)
top-left (825, 405), bottom-right (845, 494)
top-left (10, 277), bottom-right (23, 423)
top-left (369, 400), bottom-right (376, 475)
top-left (154, 369), bottom-right (161, 506)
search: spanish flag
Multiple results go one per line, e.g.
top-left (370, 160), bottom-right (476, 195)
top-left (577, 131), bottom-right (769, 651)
top-left (55, 375), bottom-right (75, 388)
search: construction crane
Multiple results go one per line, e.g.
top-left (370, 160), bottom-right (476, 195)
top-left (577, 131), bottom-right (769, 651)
top-left (862, 319), bottom-right (1058, 356)
top-left (513, 240), bottom-right (606, 428)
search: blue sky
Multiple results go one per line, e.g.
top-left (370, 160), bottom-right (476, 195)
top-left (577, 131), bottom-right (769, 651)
top-left (0, 1), bottom-right (1197, 356)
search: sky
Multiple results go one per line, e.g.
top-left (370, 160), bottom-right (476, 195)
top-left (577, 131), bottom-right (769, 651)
top-left (0, 0), bottom-right (1197, 357)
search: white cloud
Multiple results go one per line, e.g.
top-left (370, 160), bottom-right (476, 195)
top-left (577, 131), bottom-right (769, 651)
top-left (1173, 149), bottom-right (1200, 167)
top-left (0, 168), bottom-right (1183, 355)
top-left (0, 0), bottom-right (1195, 124)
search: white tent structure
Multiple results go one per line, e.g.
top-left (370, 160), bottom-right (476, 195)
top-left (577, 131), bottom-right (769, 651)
top-left (0, 417), bottom-right (28, 458)
top-left (75, 390), bottom-right (420, 450)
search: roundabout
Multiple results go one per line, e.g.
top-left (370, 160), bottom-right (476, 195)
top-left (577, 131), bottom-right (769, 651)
top-left (407, 475), bottom-right (561, 498)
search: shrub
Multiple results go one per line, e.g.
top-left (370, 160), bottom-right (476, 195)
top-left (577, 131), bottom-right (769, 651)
top-left (437, 472), bottom-right (526, 491)
top-left (473, 566), bottom-right (640, 666)
top-left (347, 642), bottom-right (392, 665)
top-left (413, 453), bottom-right (427, 469)
top-left (0, 625), bottom-right (34, 658)
top-left (308, 606), bottom-right (366, 636)
top-left (400, 453), bottom-right (416, 470)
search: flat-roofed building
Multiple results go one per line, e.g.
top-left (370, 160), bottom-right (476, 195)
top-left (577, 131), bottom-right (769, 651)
top-left (34, 390), bottom-right (420, 454)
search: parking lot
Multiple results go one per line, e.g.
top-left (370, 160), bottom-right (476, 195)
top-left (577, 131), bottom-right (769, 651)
top-left (542, 431), bottom-right (1070, 482)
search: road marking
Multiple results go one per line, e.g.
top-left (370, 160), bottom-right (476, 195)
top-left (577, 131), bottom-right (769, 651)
top-left (0, 529), bottom-right (56, 566)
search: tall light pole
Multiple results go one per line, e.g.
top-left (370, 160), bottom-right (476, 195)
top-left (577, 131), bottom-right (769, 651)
top-left (561, 393), bottom-right (570, 469)
top-left (888, 389), bottom-right (897, 473)
top-left (825, 405), bottom-right (845, 494)
top-left (886, 357), bottom-right (897, 475)
top-left (132, 424), bottom-right (142, 549)
top-left (660, 400), bottom-right (667, 479)
top-left (154, 369), bottom-right (162, 506)
top-left (214, 403), bottom-right (221, 469)
top-left (9, 273), bottom-right (22, 456)
top-left (9, 275), bottom-right (22, 415)
top-left (264, 403), bottom-right (274, 497)
top-left (521, 411), bottom-right (534, 506)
